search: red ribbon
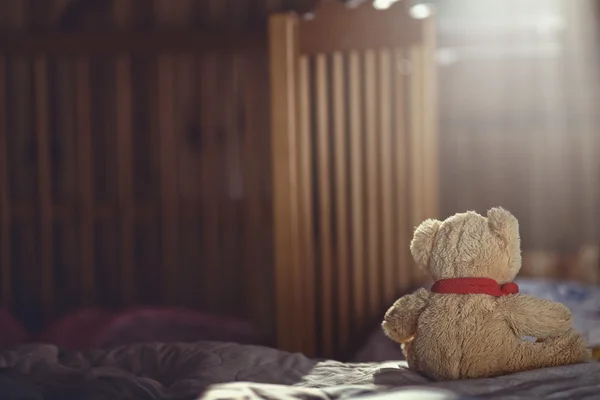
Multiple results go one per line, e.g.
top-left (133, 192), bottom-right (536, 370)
top-left (431, 277), bottom-right (519, 297)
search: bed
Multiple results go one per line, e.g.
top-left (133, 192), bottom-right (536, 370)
top-left (1, 341), bottom-right (599, 400)
top-left (1, 277), bottom-right (600, 400)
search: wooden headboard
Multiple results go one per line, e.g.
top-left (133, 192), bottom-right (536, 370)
top-left (0, 25), bottom-right (272, 332)
top-left (0, 0), bottom-right (438, 359)
top-left (269, 1), bottom-right (438, 357)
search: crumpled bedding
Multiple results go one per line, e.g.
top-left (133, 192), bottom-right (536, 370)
top-left (0, 342), bottom-right (317, 399)
top-left (1, 341), bottom-right (599, 400)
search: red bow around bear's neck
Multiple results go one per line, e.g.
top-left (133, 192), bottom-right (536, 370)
top-left (431, 277), bottom-right (519, 297)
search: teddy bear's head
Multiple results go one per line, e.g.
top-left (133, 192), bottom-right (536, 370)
top-left (410, 207), bottom-right (521, 283)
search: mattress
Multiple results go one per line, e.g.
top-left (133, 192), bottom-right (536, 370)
top-left (0, 341), bottom-right (599, 400)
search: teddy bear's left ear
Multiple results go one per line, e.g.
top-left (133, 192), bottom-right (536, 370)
top-left (487, 207), bottom-right (519, 243)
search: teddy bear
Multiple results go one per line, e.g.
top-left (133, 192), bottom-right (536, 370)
top-left (382, 207), bottom-right (590, 380)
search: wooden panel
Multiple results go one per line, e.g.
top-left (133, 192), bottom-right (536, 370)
top-left (297, 55), bottom-right (315, 354)
top-left (0, 0), bottom-right (287, 348)
top-left (288, 14), bottom-right (438, 357)
top-left (299, 1), bottom-right (422, 55)
top-left (408, 40), bottom-right (437, 285)
top-left (393, 48), bottom-right (412, 292)
top-left (33, 56), bottom-right (54, 320)
top-left (409, 45), bottom-right (425, 230)
top-left (156, 56), bottom-right (180, 304)
top-left (331, 51), bottom-right (349, 352)
top-left (378, 49), bottom-right (395, 305)
top-left (0, 31), bottom-right (267, 55)
top-left (364, 49), bottom-right (380, 316)
top-left (269, 13), bottom-right (305, 354)
top-left (314, 53), bottom-right (333, 356)
top-left (74, 57), bottom-right (95, 304)
top-left (240, 48), bottom-right (276, 338)
top-left (115, 56), bottom-right (135, 305)
top-left (348, 50), bottom-right (366, 333)
top-left (421, 18), bottom-right (439, 221)
top-left (219, 53), bottom-right (244, 316)
top-left (198, 54), bottom-right (222, 312)
top-left (0, 57), bottom-right (9, 308)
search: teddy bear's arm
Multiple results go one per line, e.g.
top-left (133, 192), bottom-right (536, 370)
top-left (500, 294), bottom-right (572, 338)
top-left (382, 288), bottom-right (430, 343)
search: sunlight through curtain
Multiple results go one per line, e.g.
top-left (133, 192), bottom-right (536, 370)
top-left (437, 0), bottom-right (600, 256)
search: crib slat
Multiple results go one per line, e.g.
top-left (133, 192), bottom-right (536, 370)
top-left (198, 54), bottom-right (222, 312)
top-left (157, 56), bottom-right (180, 304)
top-left (33, 56), bottom-right (53, 319)
top-left (394, 48), bottom-right (410, 291)
top-left (115, 56), bottom-right (135, 304)
top-left (219, 53), bottom-right (243, 316)
top-left (0, 57), bottom-right (10, 308)
top-left (409, 45), bottom-right (424, 231)
top-left (297, 55), bottom-right (316, 355)
top-left (315, 53), bottom-right (333, 356)
top-left (409, 45), bottom-right (425, 286)
top-left (422, 19), bottom-right (438, 221)
top-left (378, 49), bottom-right (395, 304)
top-left (348, 50), bottom-right (366, 330)
top-left (240, 50), bottom-right (280, 343)
top-left (75, 57), bottom-right (95, 304)
top-left (364, 49), bottom-right (380, 315)
top-left (269, 14), bottom-right (303, 353)
top-left (331, 51), bottom-right (349, 352)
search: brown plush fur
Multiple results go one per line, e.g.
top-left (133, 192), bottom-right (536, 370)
top-left (382, 207), bottom-right (591, 380)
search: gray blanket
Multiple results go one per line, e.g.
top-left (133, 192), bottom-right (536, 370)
top-left (1, 342), bottom-right (599, 400)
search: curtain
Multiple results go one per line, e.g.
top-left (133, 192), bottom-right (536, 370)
top-left (437, 0), bottom-right (600, 255)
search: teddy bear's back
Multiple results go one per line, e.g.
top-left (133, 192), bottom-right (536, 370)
top-left (411, 293), bottom-right (520, 380)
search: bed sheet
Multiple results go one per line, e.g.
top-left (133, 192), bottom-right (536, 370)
top-left (516, 278), bottom-right (600, 346)
top-left (1, 341), bottom-right (599, 400)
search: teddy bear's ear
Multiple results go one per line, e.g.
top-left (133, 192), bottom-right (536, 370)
top-left (410, 219), bottom-right (442, 267)
top-left (487, 207), bottom-right (519, 242)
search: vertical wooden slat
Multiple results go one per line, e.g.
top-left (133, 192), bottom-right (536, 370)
top-left (220, 53), bottom-right (243, 315)
top-left (269, 13), bottom-right (305, 354)
top-left (288, 34), bottom-right (304, 356)
top-left (170, 53), bottom-right (196, 305)
top-left (348, 50), bottom-right (366, 330)
top-left (378, 49), bottom-right (395, 304)
top-left (297, 55), bottom-right (316, 355)
top-left (364, 49), bottom-right (380, 315)
top-left (315, 53), bottom-right (333, 356)
top-left (157, 56), bottom-right (179, 305)
top-left (332, 51), bottom-right (349, 353)
top-left (75, 57), bottom-right (94, 304)
top-left (409, 44), bottom-right (428, 286)
top-left (115, 56), bottom-right (135, 305)
top-left (394, 48), bottom-right (410, 291)
top-left (0, 57), bottom-right (9, 308)
top-left (422, 17), bottom-right (438, 220)
top-left (33, 57), bottom-right (53, 320)
top-left (198, 54), bottom-right (222, 313)
top-left (409, 45), bottom-right (425, 231)
top-left (287, 22), bottom-right (303, 355)
top-left (240, 50), bottom-right (276, 340)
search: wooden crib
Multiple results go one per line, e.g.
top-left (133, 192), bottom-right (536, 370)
top-left (0, 0), bottom-right (438, 358)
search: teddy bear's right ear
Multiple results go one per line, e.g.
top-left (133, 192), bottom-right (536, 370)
top-left (410, 219), bottom-right (441, 267)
